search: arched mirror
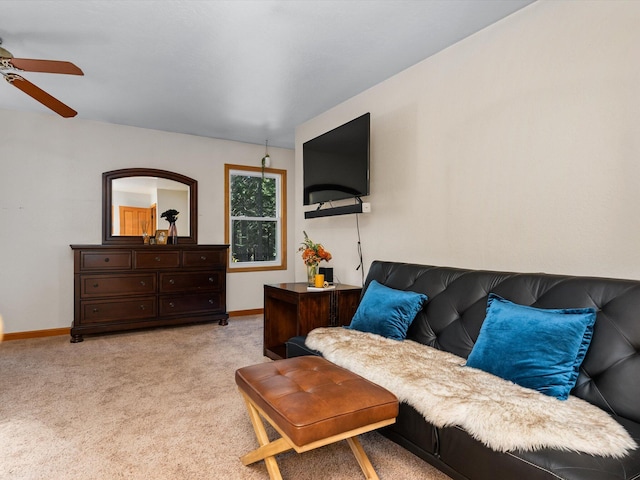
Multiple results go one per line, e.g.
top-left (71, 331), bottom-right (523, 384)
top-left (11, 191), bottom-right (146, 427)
top-left (102, 168), bottom-right (197, 245)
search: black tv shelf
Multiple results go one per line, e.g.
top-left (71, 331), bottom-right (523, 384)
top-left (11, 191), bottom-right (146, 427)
top-left (304, 203), bottom-right (364, 219)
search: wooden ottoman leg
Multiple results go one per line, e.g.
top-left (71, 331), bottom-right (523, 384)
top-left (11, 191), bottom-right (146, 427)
top-left (240, 394), bottom-right (292, 480)
top-left (346, 436), bottom-right (380, 480)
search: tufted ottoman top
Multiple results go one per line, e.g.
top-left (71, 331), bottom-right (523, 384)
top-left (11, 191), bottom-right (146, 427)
top-left (236, 356), bottom-right (398, 447)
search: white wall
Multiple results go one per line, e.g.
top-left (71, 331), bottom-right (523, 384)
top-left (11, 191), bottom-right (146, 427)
top-left (0, 112), bottom-right (295, 333)
top-left (156, 188), bottom-right (189, 236)
top-left (296, 1), bottom-right (640, 287)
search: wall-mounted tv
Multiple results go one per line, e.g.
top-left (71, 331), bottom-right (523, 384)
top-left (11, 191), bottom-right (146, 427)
top-left (303, 112), bottom-right (370, 207)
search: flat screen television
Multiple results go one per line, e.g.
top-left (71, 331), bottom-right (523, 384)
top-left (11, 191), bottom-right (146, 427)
top-left (303, 112), bottom-right (370, 206)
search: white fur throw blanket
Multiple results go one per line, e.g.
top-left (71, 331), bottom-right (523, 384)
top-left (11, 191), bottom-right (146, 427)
top-left (305, 327), bottom-right (637, 458)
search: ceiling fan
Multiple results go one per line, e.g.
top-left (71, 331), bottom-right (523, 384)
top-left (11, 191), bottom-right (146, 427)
top-left (0, 38), bottom-right (83, 118)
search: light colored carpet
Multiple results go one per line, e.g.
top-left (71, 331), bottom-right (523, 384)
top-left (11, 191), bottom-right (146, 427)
top-left (0, 315), bottom-right (452, 480)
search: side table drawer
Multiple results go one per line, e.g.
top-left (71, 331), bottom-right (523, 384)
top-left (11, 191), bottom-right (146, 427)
top-left (183, 249), bottom-right (226, 268)
top-left (80, 274), bottom-right (156, 298)
top-left (80, 297), bottom-right (156, 324)
top-left (159, 292), bottom-right (224, 316)
top-left (134, 251), bottom-right (180, 269)
top-left (80, 250), bottom-right (132, 271)
top-left (159, 271), bottom-right (223, 293)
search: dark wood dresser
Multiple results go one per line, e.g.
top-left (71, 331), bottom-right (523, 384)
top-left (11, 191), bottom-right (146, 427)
top-left (70, 244), bottom-right (229, 342)
top-left (263, 282), bottom-right (362, 360)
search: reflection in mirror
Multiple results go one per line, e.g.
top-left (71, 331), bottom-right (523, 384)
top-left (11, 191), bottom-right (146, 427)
top-left (111, 177), bottom-right (190, 236)
top-left (103, 168), bottom-right (197, 245)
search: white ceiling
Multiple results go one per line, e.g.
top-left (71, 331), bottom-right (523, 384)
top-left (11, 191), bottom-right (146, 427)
top-left (1, 0), bottom-right (534, 149)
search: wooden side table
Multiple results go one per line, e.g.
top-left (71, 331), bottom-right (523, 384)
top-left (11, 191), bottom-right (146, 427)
top-left (263, 283), bottom-right (361, 360)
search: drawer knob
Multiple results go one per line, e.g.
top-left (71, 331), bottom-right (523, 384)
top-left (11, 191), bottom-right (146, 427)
top-left (169, 302), bottom-right (175, 308)
top-left (104, 257), bottom-right (110, 263)
top-left (140, 281), bottom-right (146, 286)
top-left (209, 299), bottom-right (214, 304)
top-left (139, 305), bottom-right (146, 310)
top-left (155, 256), bottom-right (161, 262)
top-left (93, 283), bottom-right (99, 288)
top-left (208, 277), bottom-right (214, 283)
top-left (200, 255), bottom-right (207, 260)
top-left (169, 279), bottom-right (175, 285)
top-left (92, 308), bottom-right (99, 313)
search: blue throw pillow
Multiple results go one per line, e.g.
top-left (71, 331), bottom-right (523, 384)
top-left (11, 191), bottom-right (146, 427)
top-left (466, 293), bottom-right (596, 400)
top-left (348, 280), bottom-right (428, 340)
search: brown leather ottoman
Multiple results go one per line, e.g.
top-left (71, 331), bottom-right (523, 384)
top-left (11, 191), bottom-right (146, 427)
top-left (235, 356), bottom-right (398, 480)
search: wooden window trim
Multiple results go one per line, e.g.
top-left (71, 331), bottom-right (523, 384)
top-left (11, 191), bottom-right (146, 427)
top-left (225, 164), bottom-right (287, 273)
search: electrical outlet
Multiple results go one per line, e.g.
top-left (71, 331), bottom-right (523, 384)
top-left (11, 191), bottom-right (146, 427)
top-left (361, 202), bottom-right (371, 213)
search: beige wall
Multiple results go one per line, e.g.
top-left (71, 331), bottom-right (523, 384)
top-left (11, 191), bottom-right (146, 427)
top-left (3, 1), bottom-right (639, 334)
top-left (0, 111), bottom-right (295, 334)
top-left (296, 1), bottom-right (640, 287)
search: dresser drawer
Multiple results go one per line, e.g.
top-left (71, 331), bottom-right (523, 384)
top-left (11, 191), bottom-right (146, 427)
top-left (80, 250), bottom-right (132, 271)
top-left (134, 250), bottom-right (180, 269)
top-left (80, 297), bottom-right (156, 324)
top-left (183, 249), bottom-right (226, 268)
top-left (80, 274), bottom-right (156, 298)
top-left (159, 271), bottom-right (223, 293)
top-left (159, 292), bottom-right (224, 316)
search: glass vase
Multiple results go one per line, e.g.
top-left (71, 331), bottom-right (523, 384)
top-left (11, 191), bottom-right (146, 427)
top-left (307, 264), bottom-right (318, 286)
top-left (168, 222), bottom-right (178, 245)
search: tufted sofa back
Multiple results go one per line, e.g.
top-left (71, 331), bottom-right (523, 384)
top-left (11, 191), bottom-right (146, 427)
top-left (365, 261), bottom-right (640, 423)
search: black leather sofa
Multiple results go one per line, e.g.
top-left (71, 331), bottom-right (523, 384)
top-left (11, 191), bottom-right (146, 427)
top-left (286, 260), bottom-right (640, 480)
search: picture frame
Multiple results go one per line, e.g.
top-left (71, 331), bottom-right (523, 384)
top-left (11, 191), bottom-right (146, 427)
top-left (155, 229), bottom-right (168, 245)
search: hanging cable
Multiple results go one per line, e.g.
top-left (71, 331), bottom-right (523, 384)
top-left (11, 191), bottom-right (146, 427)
top-left (355, 212), bottom-right (364, 285)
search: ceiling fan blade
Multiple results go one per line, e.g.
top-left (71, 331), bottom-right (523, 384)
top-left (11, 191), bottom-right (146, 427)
top-left (6, 58), bottom-right (84, 75)
top-left (0, 45), bottom-right (13, 58)
top-left (3, 73), bottom-right (77, 117)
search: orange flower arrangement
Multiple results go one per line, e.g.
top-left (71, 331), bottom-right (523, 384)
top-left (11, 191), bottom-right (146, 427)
top-left (298, 231), bottom-right (332, 266)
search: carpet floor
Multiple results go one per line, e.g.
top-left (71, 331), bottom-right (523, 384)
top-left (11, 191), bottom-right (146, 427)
top-left (0, 315), bottom-right (452, 479)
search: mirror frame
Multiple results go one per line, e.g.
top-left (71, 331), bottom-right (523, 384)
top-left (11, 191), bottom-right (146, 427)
top-left (102, 168), bottom-right (198, 245)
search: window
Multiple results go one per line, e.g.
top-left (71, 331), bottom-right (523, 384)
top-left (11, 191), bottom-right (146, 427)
top-left (225, 164), bottom-right (287, 272)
